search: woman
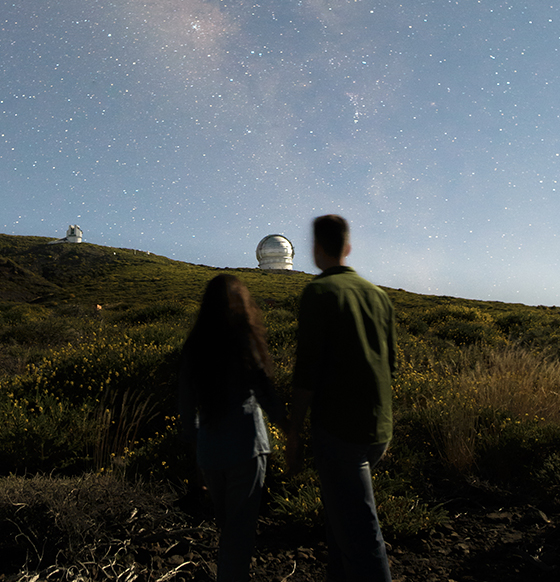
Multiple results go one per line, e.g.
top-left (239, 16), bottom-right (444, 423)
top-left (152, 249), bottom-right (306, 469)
top-left (178, 274), bottom-right (288, 582)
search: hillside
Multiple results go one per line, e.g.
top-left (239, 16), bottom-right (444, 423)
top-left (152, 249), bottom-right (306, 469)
top-left (0, 233), bottom-right (312, 308)
top-left (0, 233), bottom-right (547, 316)
top-left (0, 233), bottom-right (559, 581)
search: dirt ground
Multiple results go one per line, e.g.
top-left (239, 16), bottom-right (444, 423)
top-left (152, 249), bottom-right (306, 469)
top-left (133, 482), bottom-right (559, 582)
top-left (2, 480), bottom-right (557, 582)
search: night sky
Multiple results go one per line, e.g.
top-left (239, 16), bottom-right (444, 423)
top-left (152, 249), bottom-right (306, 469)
top-left (2, 1), bottom-right (560, 306)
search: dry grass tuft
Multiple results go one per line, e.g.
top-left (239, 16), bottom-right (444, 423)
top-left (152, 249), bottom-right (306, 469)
top-left (93, 388), bottom-right (159, 473)
top-left (462, 346), bottom-right (560, 422)
top-left (425, 346), bottom-right (560, 472)
top-left (0, 473), bottom-right (184, 577)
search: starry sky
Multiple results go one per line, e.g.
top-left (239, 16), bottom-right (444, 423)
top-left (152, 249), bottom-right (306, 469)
top-left (2, 1), bottom-right (560, 306)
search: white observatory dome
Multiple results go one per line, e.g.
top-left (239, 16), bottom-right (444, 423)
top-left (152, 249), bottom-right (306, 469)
top-left (256, 234), bottom-right (294, 270)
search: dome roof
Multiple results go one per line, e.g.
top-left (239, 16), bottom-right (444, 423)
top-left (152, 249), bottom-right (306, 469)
top-left (256, 234), bottom-right (294, 270)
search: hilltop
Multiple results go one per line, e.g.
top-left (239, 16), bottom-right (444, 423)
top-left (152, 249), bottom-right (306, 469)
top-left (0, 233), bottom-right (311, 308)
top-left (0, 233), bottom-right (545, 317)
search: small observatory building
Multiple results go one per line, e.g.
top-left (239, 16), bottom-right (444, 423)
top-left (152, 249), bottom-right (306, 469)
top-left (256, 234), bottom-right (295, 270)
top-left (66, 225), bottom-right (83, 243)
top-left (49, 225), bottom-right (83, 244)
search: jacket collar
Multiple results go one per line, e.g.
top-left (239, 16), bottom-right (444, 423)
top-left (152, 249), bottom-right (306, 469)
top-left (315, 265), bottom-right (355, 279)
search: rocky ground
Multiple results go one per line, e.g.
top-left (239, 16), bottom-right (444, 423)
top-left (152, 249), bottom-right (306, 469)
top-left (140, 497), bottom-right (558, 582)
top-left (157, 503), bottom-right (558, 582)
top-left (156, 477), bottom-right (558, 582)
top-left (2, 481), bottom-right (558, 582)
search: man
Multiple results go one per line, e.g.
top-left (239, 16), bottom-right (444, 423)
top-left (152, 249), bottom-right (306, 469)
top-left (287, 215), bottom-right (396, 582)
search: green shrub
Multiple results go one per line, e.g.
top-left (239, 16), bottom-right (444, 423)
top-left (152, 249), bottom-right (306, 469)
top-left (476, 419), bottom-right (560, 485)
top-left (111, 301), bottom-right (195, 325)
top-left (536, 452), bottom-right (560, 498)
top-left (0, 389), bottom-right (99, 474)
top-left (432, 319), bottom-right (505, 347)
top-left (0, 327), bottom-right (184, 475)
top-left (397, 312), bottom-right (429, 335)
top-left (0, 318), bottom-right (79, 346)
top-left (0, 304), bottom-right (50, 325)
top-left (373, 469), bottom-right (448, 538)
top-left (270, 469), bottom-right (323, 527)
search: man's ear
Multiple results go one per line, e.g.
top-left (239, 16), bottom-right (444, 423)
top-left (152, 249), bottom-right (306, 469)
top-left (343, 242), bottom-right (352, 258)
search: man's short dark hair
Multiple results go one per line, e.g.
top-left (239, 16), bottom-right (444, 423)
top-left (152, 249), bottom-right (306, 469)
top-left (313, 215), bottom-right (349, 258)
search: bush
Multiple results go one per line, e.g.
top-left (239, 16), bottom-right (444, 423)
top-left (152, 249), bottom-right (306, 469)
top-left (0, 389), bottom-right (99, 474)
top-left (432, 319), bottom-right (505, 347)
top-left (477, 419), bottom-right (560, 487)
top-left (401, 346), bottom-right (560, 476)
top-left (0, 327), bottom-right (184, 475)
top-left (111, 301), bottom-right (195, 325)
top-left (0, 318), bottom-right (79, 346)
top-left (374, 468), bottom-right (448, 538)
top-left (0, 304), bottom-right (50, 325)
top-left (270, 469), bottom-right (323, 527)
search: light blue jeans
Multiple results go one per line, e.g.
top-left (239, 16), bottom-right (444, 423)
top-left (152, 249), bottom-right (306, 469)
top-left (202, 454), bottom-right (267, 582)
top-left (312, 426), bottom-right (392, 582)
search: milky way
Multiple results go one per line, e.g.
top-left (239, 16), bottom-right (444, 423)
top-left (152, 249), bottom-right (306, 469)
top-left (2, 1), bottom-right (560, 305)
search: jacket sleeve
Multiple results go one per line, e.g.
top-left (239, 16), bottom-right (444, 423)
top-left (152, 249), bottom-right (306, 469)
top-left (293, 284), bottom-right (327, 393)
top-left (387, 300), bottom-right (398, 379)
top-left (252, 368), bottom-right (287, 424)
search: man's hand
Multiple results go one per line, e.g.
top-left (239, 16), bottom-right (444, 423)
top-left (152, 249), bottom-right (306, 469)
top-left (285, 388), bottom-right (313, 475)
top-left (276, 416), bottom-right (291, 435)
top-left (285, 430), bottom-right (303, 475)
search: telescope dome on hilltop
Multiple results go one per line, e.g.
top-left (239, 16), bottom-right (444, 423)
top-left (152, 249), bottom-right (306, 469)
top-left (48, 224), bottom-right (83, 245)
top-left (256, 235), bottom-right (294, 270)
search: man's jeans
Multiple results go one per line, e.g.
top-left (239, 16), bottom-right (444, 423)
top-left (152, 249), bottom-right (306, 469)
top-left (313, 426), bottom-right (392, 582)
top-left (202, 455), bottom-right (267, 582)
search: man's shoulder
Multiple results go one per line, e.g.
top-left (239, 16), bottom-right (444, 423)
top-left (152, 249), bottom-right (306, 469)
top-left (304, 267), bottom-right (393, 309)
top-left (310, 266), bottom-right (383, 291)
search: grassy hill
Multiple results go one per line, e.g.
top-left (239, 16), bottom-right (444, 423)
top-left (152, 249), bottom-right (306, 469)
top-left (1, 233), bottom-right (560, 577)
top-left (0, 233), bottom-right (311, 308)
top-left (2, 232), bottom-right (552, 339)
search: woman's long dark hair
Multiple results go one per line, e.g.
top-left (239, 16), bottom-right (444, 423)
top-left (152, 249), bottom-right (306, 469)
top-left (180, 274), bottom-right (272, 421)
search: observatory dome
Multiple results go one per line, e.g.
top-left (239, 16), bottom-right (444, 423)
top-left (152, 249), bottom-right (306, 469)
top-left (256, 234), bottom-right (294, 270)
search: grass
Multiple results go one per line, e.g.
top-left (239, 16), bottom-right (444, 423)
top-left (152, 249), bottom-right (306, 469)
top-left (1, 233), bottom-right (560, 572)
top-left (0, 473), bottom-right (184, 575)
top-left (0, 233), bottom-right (311, 308)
